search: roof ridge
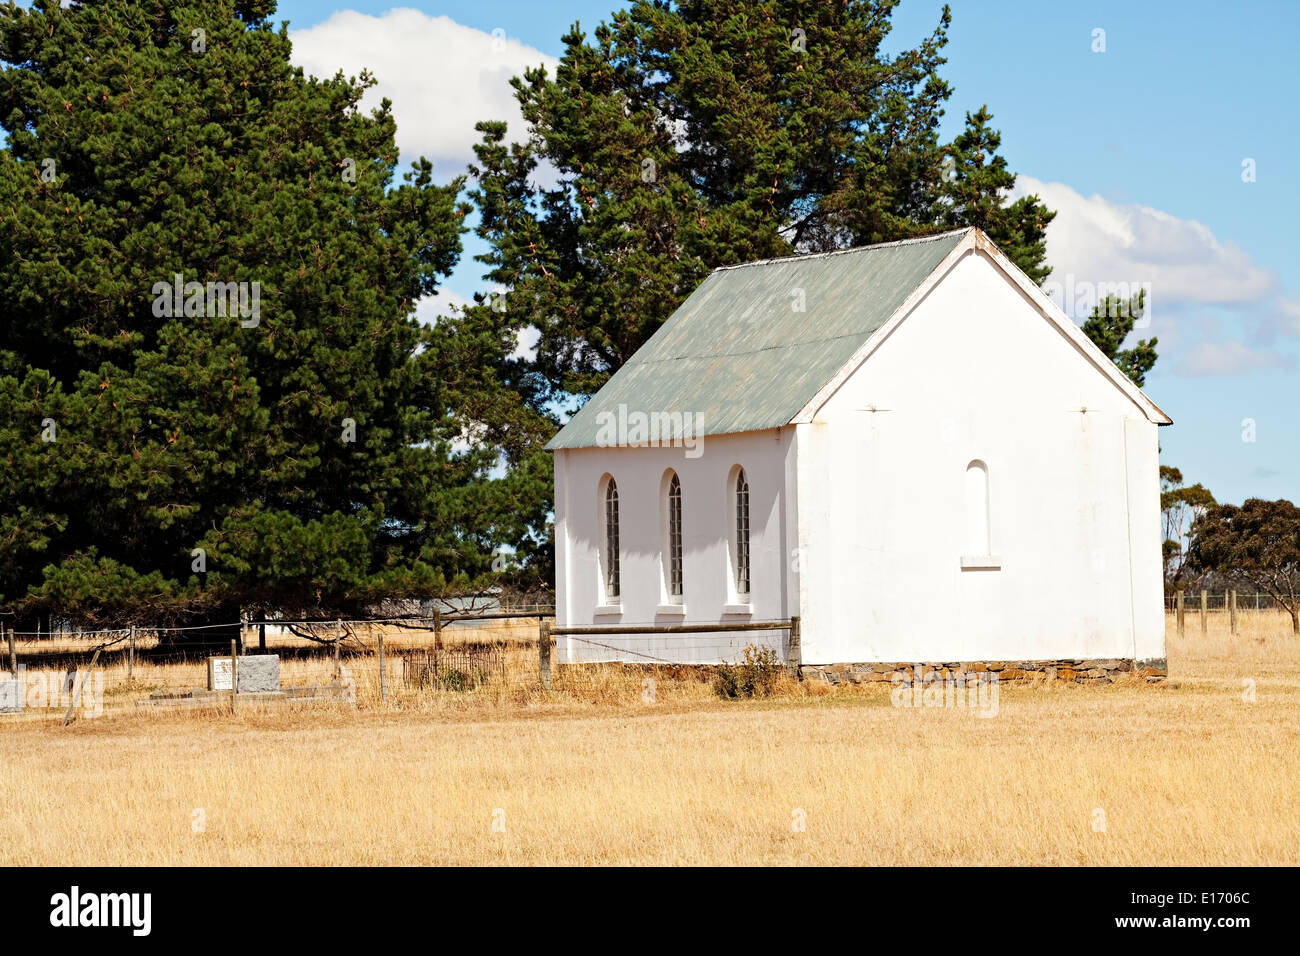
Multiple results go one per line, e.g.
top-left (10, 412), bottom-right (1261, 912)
top-left (710, 227), bottom-right (975, 273)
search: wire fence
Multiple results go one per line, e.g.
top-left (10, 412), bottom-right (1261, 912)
top-left (1163, 591), bottom-right (1290, 612)
top-left (0, 612), bottom-right (531, 718)
top-left (0, 609), bottom-right (804, 721)
top-left (6, 594), bottom-right (1290, 721)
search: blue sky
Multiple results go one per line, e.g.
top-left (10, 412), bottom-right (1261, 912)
top-left (45, 1), bottom-right (1300, 504)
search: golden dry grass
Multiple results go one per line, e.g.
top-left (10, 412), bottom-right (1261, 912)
top-left (2, 610), bottom-right (1297, 865)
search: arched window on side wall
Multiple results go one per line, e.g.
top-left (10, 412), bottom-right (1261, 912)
top-left (734, 468), bottom-right (750, 598)
top-left (666, 472), bottom-right (683, 601)
top-left (603, 477), bottom-right (620, 603)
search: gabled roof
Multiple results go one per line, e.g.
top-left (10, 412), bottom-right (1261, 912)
top-left (547, 227), bottom-right (1169, 451)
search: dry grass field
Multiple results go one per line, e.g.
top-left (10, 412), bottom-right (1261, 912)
top-left (2, 611), bottom-right (1297, 865)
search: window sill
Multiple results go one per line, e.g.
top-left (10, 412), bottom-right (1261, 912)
top-left (594, 604), bottom-right (623, 616)
top-left (960, 555), bottom-right (1002, 570)
top-left (656, 604), bottom-right (687, 616)
top-left (722, 603), bottom-right (753, 616)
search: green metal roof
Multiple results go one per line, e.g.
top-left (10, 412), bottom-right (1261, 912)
top-left (546, 228), bottom-right (970, 450)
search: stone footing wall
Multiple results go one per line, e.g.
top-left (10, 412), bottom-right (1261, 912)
top-left (800, 657), bottom-right (1168, 685)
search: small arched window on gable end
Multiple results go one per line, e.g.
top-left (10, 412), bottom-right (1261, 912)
top-left (601, 476), bottom-right (621, 602)
top-left (961, 460), bottom-right (1000, 570)
top-left (733, 467), bottom-right (750, 599)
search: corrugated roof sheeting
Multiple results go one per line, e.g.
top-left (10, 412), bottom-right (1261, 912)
top-left (547, 229), bottom-right (969, 450)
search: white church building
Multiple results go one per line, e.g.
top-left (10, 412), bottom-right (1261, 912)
top-left (546, 228), bottom-right (1170, 682)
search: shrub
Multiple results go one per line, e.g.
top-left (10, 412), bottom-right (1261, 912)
top-left (714, 645), bottom-right (780, 699)
top-left (437, 667), bottom-right (470, 692)
top-left (435, 666), bottom-right (494, 692)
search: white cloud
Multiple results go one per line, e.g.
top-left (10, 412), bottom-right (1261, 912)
top-left (1174, 340), bottom-right (1294, 377)
top-left (414, 287), bottom-right (470, 326)
top-left (414, 290), bottom-right (537, 360)
top-left (1012, 176), bottom-right (1300, 376)
top-left (290, 9), bottom-right (556, 174)
top-left (511, 325), bottom-right (540, 362)
top-left (1273, 297), bottom-right (1300, 337)
top-left (1013, 176), bottom-right (1278, 309)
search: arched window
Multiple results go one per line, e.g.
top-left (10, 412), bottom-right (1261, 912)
top-left (965, 460), bottom-right (990, 556)
top-left (603, 477), bottom-right (620, 602)
top-left (734, 468), bottom-right (750, 598)
top-left (665, 472), bottom-right (683, 601)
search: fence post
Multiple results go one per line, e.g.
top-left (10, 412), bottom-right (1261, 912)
top-left (6, 626), bottom-right (15, 676)
top-left (1200, 590), bottom-right (1208, 635)
top-left (539, 619), bottom-right (552, 690)
top-left (433, 607), bottom-right (442, 674)
top-left (258, 616), bottom-right (266, 653)
top-left (62, 644), bottom-right (102, 727)
top-left (230, 639), bottom-right (238, 712)
top-left (335, 618), bottom-right (344, 683)
top-left (787, 616), bottom-right (801, 678)
top-left (1230, 589), bottom-right (1238, 635)
top-left (1176, 591), bottom-right (1185, 637)
top-left (377, 629), bottom-right (387, 703)
top-left (128, 626), bottom-right (135, 680)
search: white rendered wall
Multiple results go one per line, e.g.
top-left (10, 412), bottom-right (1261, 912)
top-left (1125, 417), bottom-right (1166, 662)
top-left (554, 429), bottom-right (796, 663)
top-left (797, 248), bottom-right (1167, 665)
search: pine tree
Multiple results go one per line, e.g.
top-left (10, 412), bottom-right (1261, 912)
top-left (940, 106), bottom-right (1055, 284)
top-left (467, 0), bottom-right (1055, 409)
top-left (0, 0), bottom-right (510, 626)
top-left (1081, 288), bottom-right (1159, 386)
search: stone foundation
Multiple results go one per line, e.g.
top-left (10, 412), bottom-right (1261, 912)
top-left (800, 657), bottom-right (1168, 685)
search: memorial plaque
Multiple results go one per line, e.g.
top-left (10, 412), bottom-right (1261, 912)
top-left (208, 657), bottom-right (233, 691)
top-left (237, 655), bottom-right (280, 693)
top-left (0, 679), bottom-right (22, 713)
